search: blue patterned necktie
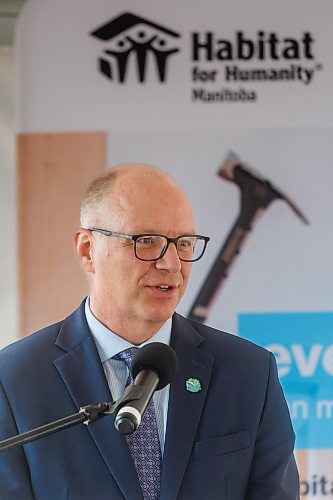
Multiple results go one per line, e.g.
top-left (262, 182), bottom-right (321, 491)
top-left (114, 347), bottom-right (162, 500)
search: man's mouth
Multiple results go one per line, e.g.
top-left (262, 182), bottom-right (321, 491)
top-left (156, 285), bottom-right (174, 292)
top-left (146, 284), bottom-right (179, 294)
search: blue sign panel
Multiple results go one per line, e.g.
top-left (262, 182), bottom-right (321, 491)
top-left (239, 312), bottom-right (333, 449)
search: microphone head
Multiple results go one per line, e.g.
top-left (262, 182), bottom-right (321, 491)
top-left (131, 342), bottom-right (178, 391)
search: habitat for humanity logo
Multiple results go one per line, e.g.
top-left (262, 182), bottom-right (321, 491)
top-left (90, 12), bottom-right (181, 83)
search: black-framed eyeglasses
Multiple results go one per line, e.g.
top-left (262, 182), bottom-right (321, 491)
top-left (88, 228), bottom-right (210, 262)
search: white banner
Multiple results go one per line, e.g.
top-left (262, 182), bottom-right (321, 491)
top-left (15, 1), bottom-right (333, 497)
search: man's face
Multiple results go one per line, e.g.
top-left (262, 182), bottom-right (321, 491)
top-left (84, 171), bottom-right (195, 340)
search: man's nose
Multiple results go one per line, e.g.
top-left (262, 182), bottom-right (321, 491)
top-left (155, 242), bottom-right (181, 273)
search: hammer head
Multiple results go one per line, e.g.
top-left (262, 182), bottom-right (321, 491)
top-left (219, 152), bottom-right (309, 225)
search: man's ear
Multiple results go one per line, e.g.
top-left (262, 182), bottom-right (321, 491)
top-left (74, 228), bottom-right (95, 273)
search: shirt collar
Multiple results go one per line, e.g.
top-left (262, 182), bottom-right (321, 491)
top-left (85, 297), bottom-right (172, 363)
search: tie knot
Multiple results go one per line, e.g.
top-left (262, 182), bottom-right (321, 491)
top-left (114, 347), bottom-right (139, 370)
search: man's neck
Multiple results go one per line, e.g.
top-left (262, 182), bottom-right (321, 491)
top-left (107, 323), bottom-right (162, 345)
top-left (89, 303), bottom-right (165, 345)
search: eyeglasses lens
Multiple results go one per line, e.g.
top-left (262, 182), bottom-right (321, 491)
top-left (135, 236), bottom-right (205, 261)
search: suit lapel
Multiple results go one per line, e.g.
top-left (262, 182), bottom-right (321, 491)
top-left (160, 314), bottom-right (214, 500)
top-left (53, 302), bottom-right (142, 499)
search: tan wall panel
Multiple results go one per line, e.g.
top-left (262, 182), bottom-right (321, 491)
top-left (296, 449), bottom-right (308, 497)
top-left (17, 132), bottom-right (106, 337)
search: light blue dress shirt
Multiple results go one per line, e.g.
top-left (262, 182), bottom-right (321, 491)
top-left (85, 298), bottom-right (172, 455)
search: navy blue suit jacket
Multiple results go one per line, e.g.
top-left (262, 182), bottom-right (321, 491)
top-left (0, 302), bottom-right (299, 499)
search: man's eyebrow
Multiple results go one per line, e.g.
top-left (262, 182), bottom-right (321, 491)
top-left (127, 229), bottom-right (197, 235)
top-left (126, 228), bottom-right (158, 234)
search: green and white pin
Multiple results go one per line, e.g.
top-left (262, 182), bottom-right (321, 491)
top-left (185, 378), bottom-right (202, 393)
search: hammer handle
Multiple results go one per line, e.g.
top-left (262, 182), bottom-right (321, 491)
top-left (188, 226), bottom-right (249, 323)
top-left (188, 210), bottom-right (259, 324)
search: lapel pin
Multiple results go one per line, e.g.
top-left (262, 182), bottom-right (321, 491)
top-left (185, 378), bottom-right (202, 393)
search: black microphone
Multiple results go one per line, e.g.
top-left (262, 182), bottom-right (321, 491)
top-left (114, 342), bottom-right (178, 435)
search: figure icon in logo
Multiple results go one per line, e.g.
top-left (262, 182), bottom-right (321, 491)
top-left (90, 12), bottom-right (181, 83)
top-left (150, 37), bottom-right (180, 81)
top-left (103, 40), bottom-right (133, 82)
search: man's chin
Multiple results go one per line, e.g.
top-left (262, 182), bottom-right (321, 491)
top-left (145, 303), bottom-right (178, 324)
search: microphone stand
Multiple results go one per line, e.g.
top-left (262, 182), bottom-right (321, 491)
top-left (0, 385), bottom-right (143, 453)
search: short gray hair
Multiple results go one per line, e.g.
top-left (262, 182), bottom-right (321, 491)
top-left (80, 163), bottom-right (177, 227)
top-left (80, 170), bottom-right (120, 227)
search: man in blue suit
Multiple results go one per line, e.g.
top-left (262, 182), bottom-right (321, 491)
top-left (0, 164), bottom-right (299, 499)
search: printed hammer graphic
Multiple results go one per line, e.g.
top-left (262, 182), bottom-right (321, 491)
top-left (188, 153), bottom-right (309, 324)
